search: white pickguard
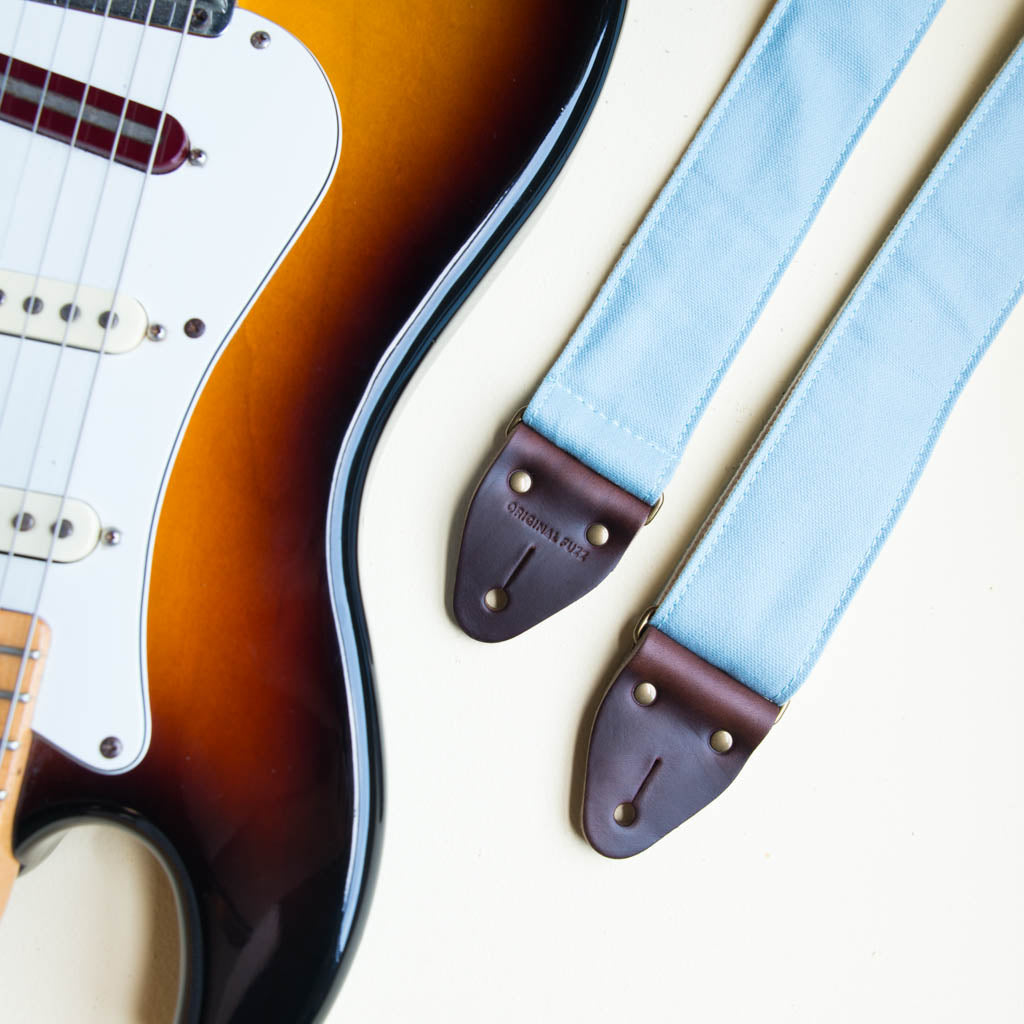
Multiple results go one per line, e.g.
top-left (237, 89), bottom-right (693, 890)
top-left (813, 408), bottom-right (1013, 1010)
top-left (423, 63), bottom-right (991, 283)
top-left (0, 4), bottom-right (340, 772)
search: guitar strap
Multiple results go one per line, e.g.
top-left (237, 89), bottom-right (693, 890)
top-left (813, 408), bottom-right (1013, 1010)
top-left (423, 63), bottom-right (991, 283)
top-left (453, 0), bottom-right (944, 641)
top-left (583, 39), bottom-right (1024, 857)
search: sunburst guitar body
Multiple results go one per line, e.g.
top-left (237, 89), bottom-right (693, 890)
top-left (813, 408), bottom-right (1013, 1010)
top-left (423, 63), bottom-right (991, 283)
top-left (0, 1), bottom-right (626, 1020)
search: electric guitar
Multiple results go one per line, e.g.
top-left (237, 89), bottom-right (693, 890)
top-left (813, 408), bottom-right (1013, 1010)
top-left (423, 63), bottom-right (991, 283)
top-left (0, 1), bottom-right (626, 1020)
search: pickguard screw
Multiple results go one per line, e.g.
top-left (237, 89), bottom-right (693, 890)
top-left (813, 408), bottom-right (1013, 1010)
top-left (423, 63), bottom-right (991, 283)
top-left (251, 30), bottom-right (271, 49)
top-left (188, 148), bottom-right (208, 167)
top-left (148, 323), bottom-right (168, 342)
top-left (99, 736), bottom-right (123, 759)
top-left (102, 527), bottom-right (123, 546)
top-left (184, 318), bottom-right (207, 339)
top-left (190, 7), bottom-right (209, 28)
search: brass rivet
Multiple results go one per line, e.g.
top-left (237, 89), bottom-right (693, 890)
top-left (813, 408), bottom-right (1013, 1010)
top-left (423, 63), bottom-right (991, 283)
top-left (508, 470), bottom-right (532, 494)
top-left (613, 802), bottom-right (636, 826)
top-left (633, 681), bottom-right (657, 706)
top-left (709, 729), bottom-right (733, 754)
top-left (484, 587), bottom-right (508, 612)
top-left (586, 523), bottom-right (609, 546)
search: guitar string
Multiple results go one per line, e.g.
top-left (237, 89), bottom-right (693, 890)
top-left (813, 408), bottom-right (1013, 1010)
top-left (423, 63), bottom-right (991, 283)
top-left (0, 0), bottom-right (33, 250)
top-left (0, 0), bottom-right (116, 513)
top-left (0, 0), bottom-right (119, 773)
top-left (0, 0), bottom-right (170, 769)
top-left (0, 0), bottom-right (110, 471)
top-left (0, 0), bottom-right (77, 425)
top-left (0, 0), bottom-right (68, 261)
top-left (0, 0), bottom-right (198, 775)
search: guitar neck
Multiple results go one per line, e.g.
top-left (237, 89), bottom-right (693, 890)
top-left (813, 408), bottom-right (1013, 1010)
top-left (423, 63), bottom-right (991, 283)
top-left (0, 612), bottom-right (49, 920)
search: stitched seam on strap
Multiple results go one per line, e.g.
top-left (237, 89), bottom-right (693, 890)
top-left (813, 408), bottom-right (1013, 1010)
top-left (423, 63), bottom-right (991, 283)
top-left (657, 50), bottom-right (1022, 631)
top-left (776, 277), bottom-right (1024, 703)
top-left (537, 0), bottom-right (944, 491)
top-left (648, 0), bottom-right (945, 496)
top-left (529, 0), bottom-right (796, 430)
top-left (543, 380), bottom-right (673, 454)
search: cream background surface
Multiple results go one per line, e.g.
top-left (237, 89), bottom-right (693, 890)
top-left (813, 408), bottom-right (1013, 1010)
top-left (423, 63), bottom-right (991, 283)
top-left (2, 1), bottom-right (1023, 1020)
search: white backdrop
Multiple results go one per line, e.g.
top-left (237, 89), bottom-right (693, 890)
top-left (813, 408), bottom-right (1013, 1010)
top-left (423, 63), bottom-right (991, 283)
top-left (3, 1), bottom-right (1023, 1020)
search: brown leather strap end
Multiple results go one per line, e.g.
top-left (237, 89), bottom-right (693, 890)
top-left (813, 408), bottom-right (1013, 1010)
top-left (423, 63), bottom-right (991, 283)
top-left (582, 627), bottom-right (779, 858)
top-left (453, 424), bottom-right (651, 642)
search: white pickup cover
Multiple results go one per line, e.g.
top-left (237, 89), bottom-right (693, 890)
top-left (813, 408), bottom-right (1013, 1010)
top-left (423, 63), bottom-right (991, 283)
top-left (0, 270), bottom-right (148, 354)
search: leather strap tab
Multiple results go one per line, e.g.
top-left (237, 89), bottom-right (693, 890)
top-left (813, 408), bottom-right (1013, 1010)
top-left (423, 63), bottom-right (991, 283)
top-left (582, 627), bottom-right (778, 858)
top-left (453, 424), bottom-right (651, 642)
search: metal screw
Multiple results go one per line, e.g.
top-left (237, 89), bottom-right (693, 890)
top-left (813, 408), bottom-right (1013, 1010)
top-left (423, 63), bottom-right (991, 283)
top-left (103, 528), bottom-right (123, 546)
top-left (184, 318), bottom-right (207, 339)
top-left (6, 740), bottom-right (19, 752)
top-left (0, 790), bottom-right (7, 802)
top-left (508, 470), bottom-right (532, 494)
top-left (190, 6), bottom-right (209, 28)
top-left (188, 148), bottom-right (208, 167)
top-left (148, 323), bottom-right (168, 342)
top-left (99, 736), bottom-right (123, 759)
top-left (251, 30), bottom-right (271, 49)
top-left (709, 729), bottom-right (734, 754)
top-left (633, 681), bottom-right (657, 706)
top-left (586, 523), bottom-right (610, 547)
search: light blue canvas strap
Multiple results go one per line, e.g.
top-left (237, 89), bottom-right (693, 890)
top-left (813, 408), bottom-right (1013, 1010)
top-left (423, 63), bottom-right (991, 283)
top-left (651, 41), bottom-right (1024, 705)
top-left (455, 0), bottom-right (943, 643)
top-left (525, 0), bottom-right (944, 507)
top-left (583, 42), bottom-right (1024, 859)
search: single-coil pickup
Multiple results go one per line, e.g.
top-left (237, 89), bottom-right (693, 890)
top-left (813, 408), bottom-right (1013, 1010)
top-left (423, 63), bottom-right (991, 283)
top-left (0, 53), bottom-right (190, 174)
top-left (0, 270), bottom-right (147, 353)
top-left (0, 486), bottom-right (101, 563)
